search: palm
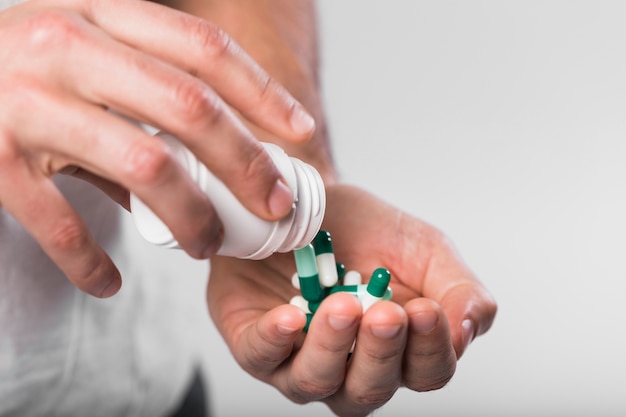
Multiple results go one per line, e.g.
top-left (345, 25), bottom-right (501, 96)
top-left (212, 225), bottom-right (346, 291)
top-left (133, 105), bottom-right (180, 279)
top-left (207, 184), bottom-right (496, 417)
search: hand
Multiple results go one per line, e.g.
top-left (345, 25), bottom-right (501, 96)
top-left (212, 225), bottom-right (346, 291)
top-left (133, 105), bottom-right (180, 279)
top-left (207, 184), bottom-right (497, 417)
top-left (0, 0), bottom-right (315, 297)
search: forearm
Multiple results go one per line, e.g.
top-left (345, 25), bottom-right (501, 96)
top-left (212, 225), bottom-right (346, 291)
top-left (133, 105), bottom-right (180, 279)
top-left (156, 0), bottom-right (337, 183)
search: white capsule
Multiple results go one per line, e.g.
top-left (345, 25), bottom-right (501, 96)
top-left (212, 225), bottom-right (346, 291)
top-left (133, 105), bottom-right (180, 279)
top-left (291, 271), bottom-right (301, 289)
top-left (289, 295), bottom-right (311, 313)
top-left (316, 252), bottom-right (338, 287)
top-left (359, 291), bottom-right (381, 313)
top-left (342, 270), bottom-right (362, 286)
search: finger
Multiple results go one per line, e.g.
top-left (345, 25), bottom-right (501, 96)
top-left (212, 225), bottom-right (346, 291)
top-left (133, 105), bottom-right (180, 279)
top-left (439, 283), bottom-right (498, 359)
top-left (328, 301), bottom-right (408, 416)
top-left (402, 298), bottom-right (457, 392)
top-left (72, 17), bottom-right (295, 221)
top-left (0, 150), bottom-right (120, 297)
top-left (8, 8), bottom-right (294, 221)
top-left (409, 228), bottom-right (497, 358)
top-left (284, 292), bottom-right (362, 404)
top-left (84, 0), bottom-right (315, 142)
top-left (1, 82), bottom-right (223, 258)
top-left (234, 304), bottom-right (307, 380)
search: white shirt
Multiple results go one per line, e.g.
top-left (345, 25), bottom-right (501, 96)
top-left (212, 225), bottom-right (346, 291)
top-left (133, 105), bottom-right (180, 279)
top-left (0, 176), bottom-right (211, 417)
top-left (0, 3), bottom-right (212, 415)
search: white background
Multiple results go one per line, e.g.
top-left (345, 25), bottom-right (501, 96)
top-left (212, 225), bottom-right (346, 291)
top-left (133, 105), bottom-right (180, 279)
top-left (198, 1), bottom-right (626, 416)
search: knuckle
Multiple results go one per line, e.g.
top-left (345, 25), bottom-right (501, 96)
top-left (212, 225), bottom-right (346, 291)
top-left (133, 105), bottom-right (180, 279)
top-left (240, 143), bottom-right (276, 186)
top-left (359, 343), bottom-right (406, 366)
top-left (123, 140), bottom-right (173, 185)
top-left (243, 72), bottom-right (290, 118)
top-left (172, 78), bottom-right (222, 126)
top-left (403, 354), bottom-right (457, 392)
top-left (254, 74), bottom-right (280, 110)
top-left (190, 18), bottom-right (232, 59)
top-left (352, 390), bottom-right (395, 409)
top-left (242, 339), bottom-right (283, 371)
top-left (22, 10), bottom-right (85, 50)
top-left (287, 377), bottom-right (342, 403)
top-left (409, 372), bottom-right (455, 392)
top-left (0, 73), bottom-right (48, 117)
top-left (48, 217), bottom-right (89, 252)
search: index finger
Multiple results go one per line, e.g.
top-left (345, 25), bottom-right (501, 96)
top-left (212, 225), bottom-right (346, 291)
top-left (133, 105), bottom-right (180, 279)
top-left (418, 233), bottom-right (498, 358)
top-left (80, 0), bottom-right (315, 142)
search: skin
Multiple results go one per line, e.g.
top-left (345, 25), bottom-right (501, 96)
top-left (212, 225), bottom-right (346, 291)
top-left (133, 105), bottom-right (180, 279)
top-left (0, 0), bottom-right (498, 415)
top-left (208, 185), bottom-right (497, 417)
top-left (181, 1), bottom-right (497, 415)
top-left (0, 0), bottom-right (315, 297)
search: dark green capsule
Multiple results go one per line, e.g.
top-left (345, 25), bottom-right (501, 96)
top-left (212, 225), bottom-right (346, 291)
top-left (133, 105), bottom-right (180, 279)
top-left (312, 230), bottom-right (334, 255)
top-left (335, 262), bottom-right (346, 280)
top-left (367, 268), bottom-right (391, 298)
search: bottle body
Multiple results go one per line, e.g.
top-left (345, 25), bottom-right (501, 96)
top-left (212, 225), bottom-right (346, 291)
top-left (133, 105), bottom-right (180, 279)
top-left (130, 132), bottom-right (326, 260)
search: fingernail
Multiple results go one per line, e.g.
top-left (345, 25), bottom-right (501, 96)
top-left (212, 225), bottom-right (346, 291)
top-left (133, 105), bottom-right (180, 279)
top-left (410, 310), bottom-right (439, 334)
top-left (277, 322), bottom-right (301, 336)
top-left (268, 179), bottom-right (293, 218)
top-left (100, 276), bottom-right (121, 298)
top-left (290, 104), bottom-right (316, 135)
top-left (328, 314), bottom-right (357, 331)
top-left (371, 323), bottom-right (402, 339)
top-left (277, 309), bottom-right (306, 336)
top-left (462, 319), bottom-right (475, 351)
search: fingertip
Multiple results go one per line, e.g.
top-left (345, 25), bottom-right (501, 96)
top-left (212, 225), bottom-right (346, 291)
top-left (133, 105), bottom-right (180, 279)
top-left (268, 179), bottom-right (294, 219)
top-left (92, 257), bottom-right (122, 298)
top-left (99, 273), bottom-right (122, 298)
top-left (324, 291), bottom-right (363, 316)
top-left (362, 300), bottom-right (408, 340)
top-left (459, 319), bottom-right (476, 358)
top-left (274, 304), bottom-right (308, 336)
top-left (289, 103), bottom-right (316, 140)
top-left (58, 244), bottom-right (123, 299)
top-left (200, 223), bottom-right (224, 259)
top-left (69, 256), bottom-right (122, 298)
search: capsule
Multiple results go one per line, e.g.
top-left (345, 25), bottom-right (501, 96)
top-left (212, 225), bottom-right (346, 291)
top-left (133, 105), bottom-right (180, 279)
top-left (361, 268), bottom-right (392, 312)
top-left (342, 270), bottom-right (362, 286)
top-left (336, 262), bottom-right (346, 280)
top-left (294, 244), bottom-right (324, 302)
top-left (304, 313), bottom-right (314, 332)
top-left (289, 295), bottom-right (311, 313)
top-left (312, 230), bottom-right (339, 287)
top-left (330, 283), bottom-right (392, 300)
top-left (291, 271), bottom-right (300, 289)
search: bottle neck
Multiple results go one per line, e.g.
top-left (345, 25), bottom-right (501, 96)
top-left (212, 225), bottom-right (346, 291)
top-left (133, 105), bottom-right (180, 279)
top-left (131, 132), bottom-right (326, 259)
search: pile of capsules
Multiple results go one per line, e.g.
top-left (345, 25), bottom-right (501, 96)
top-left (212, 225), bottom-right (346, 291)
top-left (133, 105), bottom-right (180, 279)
top-left (290, 230), bottom-right (393, 332)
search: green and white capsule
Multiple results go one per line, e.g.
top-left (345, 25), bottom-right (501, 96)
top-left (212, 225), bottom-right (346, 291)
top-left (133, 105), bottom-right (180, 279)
top-left (361, 267), bottom-right (392, 312)
top-left (289, 295), bottom-right (311, 313)
top-left (336, 262), bottom-right (346, 280)
top-left (342, 270), bottom-right (362, 286)
top-left (330, 284), bottom-right (392, 312)
top-left (291, 271), bottom-right (300, 289)
top-left (294, 244), bottom-right (324, 302)
top-left (312, 230), bottom-right (339, 287)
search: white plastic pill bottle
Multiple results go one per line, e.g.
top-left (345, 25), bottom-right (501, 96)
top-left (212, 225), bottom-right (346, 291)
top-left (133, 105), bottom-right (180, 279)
top-left (130, 130), bottom-right (326, 260)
